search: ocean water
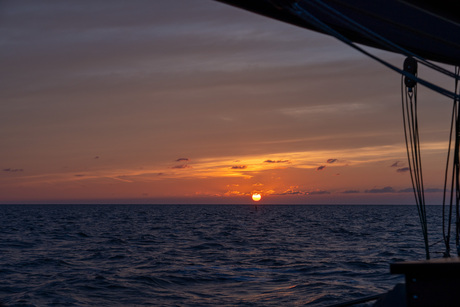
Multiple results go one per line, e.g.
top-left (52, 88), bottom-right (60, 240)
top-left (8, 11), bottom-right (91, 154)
top-left (0, 204), bottom-right (444, 306)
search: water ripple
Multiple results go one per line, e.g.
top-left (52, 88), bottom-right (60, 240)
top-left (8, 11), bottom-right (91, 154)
top-left (0, 204), bottom-right (439, 306)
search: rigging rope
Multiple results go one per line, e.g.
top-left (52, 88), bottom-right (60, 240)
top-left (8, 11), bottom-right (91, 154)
top-left (401, 58), bottom-right (430, 259)
top-left (304, 0), bottom-right (458, 79)
top-left (287, 1), bottom-right (460, 101)
top-left (443, 66), bottom-right (460, 257)
top-left (455, 67), bottom-right (460, 256)
top-left (283, 0), bottom-right (460, 258)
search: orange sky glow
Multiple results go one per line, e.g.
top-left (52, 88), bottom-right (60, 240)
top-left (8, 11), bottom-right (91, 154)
top-left (1, 1), bottom-right (456, 204)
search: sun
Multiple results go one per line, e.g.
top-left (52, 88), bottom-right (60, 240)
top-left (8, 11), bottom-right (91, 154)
top-left (252, 193), bottom-right (261, 202)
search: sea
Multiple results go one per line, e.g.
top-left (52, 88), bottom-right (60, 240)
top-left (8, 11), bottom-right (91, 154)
top-left (0, 204), bottom-right (446, 306)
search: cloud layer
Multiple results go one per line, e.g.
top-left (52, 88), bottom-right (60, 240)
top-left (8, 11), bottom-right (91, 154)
top-left (0, 0), bottom-right (453, 204)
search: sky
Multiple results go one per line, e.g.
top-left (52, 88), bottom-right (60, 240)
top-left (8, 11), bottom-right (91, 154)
top-left (1, 0), bottom-right (457, 204)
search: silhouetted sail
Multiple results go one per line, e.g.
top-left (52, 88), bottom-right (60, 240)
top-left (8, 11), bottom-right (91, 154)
top-left (215, 0), bottom-right (460, 66)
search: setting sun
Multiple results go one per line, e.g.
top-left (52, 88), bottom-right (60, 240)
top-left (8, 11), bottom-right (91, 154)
top-left (252, 193), bottom-right (261, 202)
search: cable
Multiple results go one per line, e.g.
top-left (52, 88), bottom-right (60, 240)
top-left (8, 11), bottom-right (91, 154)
top-left (305, 0), bottom-right (459, 79)
top-left (401, 73), bottom-right (430, 260)
top-left (278, 0), bottom-right (460, 258)
top-left (286, 2), bottom-right (460, 101)
top-left (455, 66), bottom-right (460, 255)
top-left (441, 82), bottom-right (456, 258)
top-left (441, 66), bottom-right (460, 257)
top-left (401, 79), bottom-right (430, 259)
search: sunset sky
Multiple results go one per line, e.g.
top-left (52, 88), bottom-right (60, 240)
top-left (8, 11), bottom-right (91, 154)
top-left (1, 0), bottom-right (456, 204)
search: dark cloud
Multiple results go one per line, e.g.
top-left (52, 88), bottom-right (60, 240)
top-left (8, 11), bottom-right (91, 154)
top-left (157, 172), bottom-right (164, 176)
top-left (365, 186), bottom-right (395, 193)
top-left (172, 158), bottom-right (190, 169)
top-left (275, 189), bottom-right (330, 195)
top-left (327, 158), bottom-right (337, 163)
top-left (308, 190), bottom-right (330, 195)
top-left (397, 167), bottom-right (410, 173)
top-left (316, 165), bottom-right (326, 171)
top-left (74, 174), bottom-right (86, 177)
top-left (391, 161), bottom-right (402, 167)
top-left (278, 190), bottom-right (304, 195)
top-left (264, 159), bottom-right (290, 164)
top-left (399, 187), bottom-right (443, 193)
top-left (3, 168), bottom-right (23, 172)
top-left (277, 189), bottom-right (305, 195)
top-left (274, 187), bottom-right (306, 195)
top-left (94, 156), bottom-right (100, 159)
top-left (172, 164), bottom-right (191, 169)
top-left (231, 165), bottom-right (247, 169)
top-left (342, 190), bottom-right (360, 194)
top-left (425, 188), bottom-right (444, 193)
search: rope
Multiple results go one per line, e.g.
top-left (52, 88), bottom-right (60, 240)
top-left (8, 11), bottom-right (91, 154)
top-left (441, 81), bottom-right (456, 257)
top-left (455, 66), bottom-right (460, 255)
top-left (284, 0), bottom-right (460, 259)
top-left (287, 2), bottom-right (460, 101)
top-left (401, 75), bottom-right (430, 259)
top-left (441, 66), bottom-right (460, 257)
top-left (267, 0), bottom-right (460, 259)
top-left (305, 0), bottom-right (459, 79)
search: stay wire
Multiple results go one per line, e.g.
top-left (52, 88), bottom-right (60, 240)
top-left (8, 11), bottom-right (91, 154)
top-left (401, 76), bottom-right (430, 259)
top-left (285, 0), bottom-right (460, 258)
top-left (288, 2), bottom-right (460, 101)
top-left (305, 0), bottom-right (458, 79)
top-left (442, 85), bottom-right (456, 257)
top-left (455, 66), bottom-right (460, 253)
top-left (412, 88), bottom-right (429, 251)
top-left (442, 66), bottom-right (460, 257)
top-left (448, 96), bottom-right (457, 256)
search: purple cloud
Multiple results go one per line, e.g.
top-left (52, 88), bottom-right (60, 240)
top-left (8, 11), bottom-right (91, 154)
top-left (231, 165), bottom-right (247, 169)
top-left (278, 190), bottom-right (305, 195)
top-left (264, 159), bottom-right (290, 164)
top-left (342, 190), bottom-right (360, 194)
top-left (273, 186), bottom-right (306, 195)
top-left (399, 187), bottom-right (443, 193)
top-left (365, 186), bottom-right (395, 193)
top-left (172, 164), bottom-right (190, 169)
top-left (276, 187), bottom-right (307, 195)
top-left (425, 188), bottom-right (444, 193)
top-left (3, 168), bottom-right (23, 172)
top-left (397, 167), bottom-right (410, 173)
top-left (316, 165), bottom-right (326, 171)
top-left (391, 161), bottom-right (402, 167)
top-left (308, 190), bottom-right (330, 195)
top-left (176, 158), bottom-right (190, 162)
top-left (327, 159), bottom-right (337, 163)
